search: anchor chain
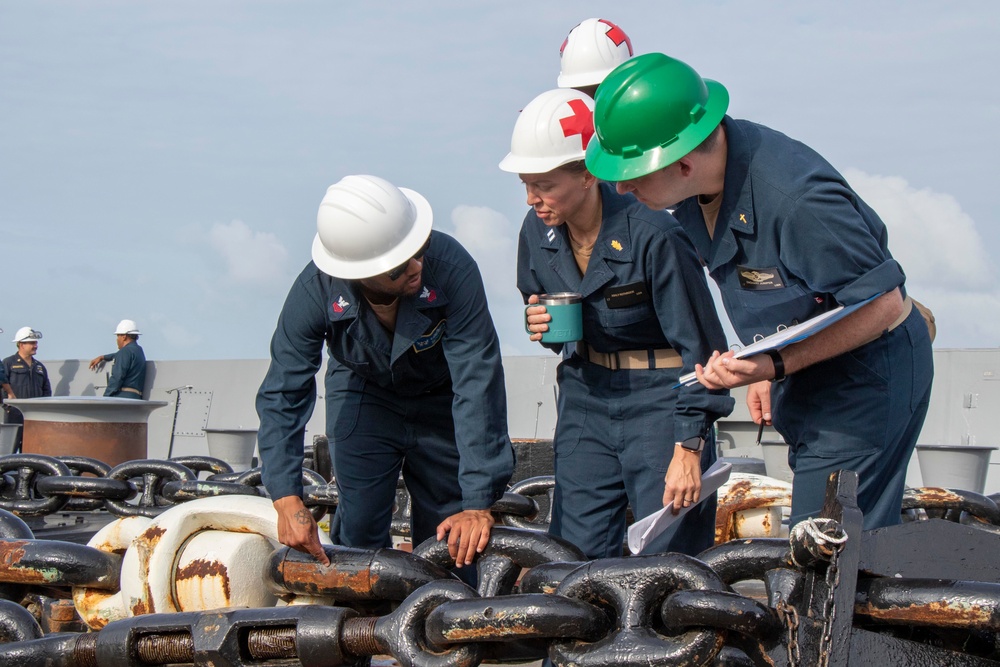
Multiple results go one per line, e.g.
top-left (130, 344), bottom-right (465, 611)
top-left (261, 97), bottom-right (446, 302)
top-left (2, 465), bottom-right (1000, 665)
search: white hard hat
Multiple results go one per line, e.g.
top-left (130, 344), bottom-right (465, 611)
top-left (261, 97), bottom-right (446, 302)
top-left (311, 175), bottom-right (433, 279)
top-left (115, 319), bottom-right (141, 335)
top-left (13, 327), bottom-right (42, 343)
top-left (499, 89), bottom-right (596, 174)
top-left (557, 18), bottom-right (634, 89)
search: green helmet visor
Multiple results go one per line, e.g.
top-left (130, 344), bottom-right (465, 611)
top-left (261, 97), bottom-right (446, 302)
top-left (585, 53), bottom-right (729, 182)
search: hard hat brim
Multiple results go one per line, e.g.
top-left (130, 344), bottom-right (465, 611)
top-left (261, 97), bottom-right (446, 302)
top-left (498, 152), bottom-right (584, 175)
top-left (585, 79), bottom-right (729, 182)
top-left (311, 187), bottom-right (433, 279)
top-left (556, 69), bottom-right (609, 89)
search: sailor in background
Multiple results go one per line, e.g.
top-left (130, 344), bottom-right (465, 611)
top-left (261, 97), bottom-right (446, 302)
top-left (256, 175), bottom-right (514, 570)
top-left (556, 17), bottom-right (635, 99)
top-left (89, 319), bottom-right (147, 399)
top-left (587, 53), bottom-right (934, 529)
top-left (2, 327), bottom-right (52, 452)
top-left (502, 89), bottom-right (733, 558)
top-left (0, 328), bottom-right (5, 393)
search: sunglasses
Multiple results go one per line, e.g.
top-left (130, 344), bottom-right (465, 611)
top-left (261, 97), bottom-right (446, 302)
top-left (387, 238), bottom-right (431, 281)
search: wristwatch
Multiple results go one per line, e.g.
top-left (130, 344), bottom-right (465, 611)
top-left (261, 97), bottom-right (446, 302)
top-left (764, 349), bottom-right (786, 382)
top-left (677, 435), bottom-right (705, 452)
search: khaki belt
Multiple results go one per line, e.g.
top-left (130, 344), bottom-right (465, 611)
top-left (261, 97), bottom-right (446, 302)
top-left (121, 387), bottom-right (143, 396)
top-left (859, 295), bottom-right (913, 347)
top-left (576, 341), bottom-right (682, 370)
top-left (888, 295), bottom-right (913, 332)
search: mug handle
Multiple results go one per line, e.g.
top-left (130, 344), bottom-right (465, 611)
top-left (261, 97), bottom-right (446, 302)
top-left (524, 304), bottom-right (547, 334)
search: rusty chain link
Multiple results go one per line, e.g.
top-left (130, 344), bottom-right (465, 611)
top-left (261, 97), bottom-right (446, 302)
top-left (5, 460), bottom-right (1000, 666)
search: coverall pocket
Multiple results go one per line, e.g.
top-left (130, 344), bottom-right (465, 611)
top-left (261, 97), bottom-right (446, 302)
top-left (598, 301), bottom-right (655, 328)
top-left (553, 363), bottom-right (586, 459)
top-left (844, 339), bottom-right (889, 387)
top-left (902, 313), bottom-right (933, 412)
top-left (338, 359), bottom-right (370, 375)
top-left (777, 347), bottom-right (889, 459)
top-left (329, 393), bottom-right (362, 441)
top-left (734, 283), bottom-right (816, 333)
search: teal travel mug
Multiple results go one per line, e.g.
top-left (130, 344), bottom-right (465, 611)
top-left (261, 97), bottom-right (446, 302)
top-left (527, 293), bottom-right (583, 343)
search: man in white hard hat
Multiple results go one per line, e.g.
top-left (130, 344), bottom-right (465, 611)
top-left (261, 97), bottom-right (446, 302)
top-left (2, 327), bottom-right (51, 451)
top-left (557, 18), bottom-right (635, 98)
top-left (88, 320), bottom-right (147, 399)
top-left (256, 175), bottom-right (514, 572)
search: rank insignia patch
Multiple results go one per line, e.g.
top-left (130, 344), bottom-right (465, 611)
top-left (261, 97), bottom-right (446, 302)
top-left (332, 296), bottom-right (351, 313)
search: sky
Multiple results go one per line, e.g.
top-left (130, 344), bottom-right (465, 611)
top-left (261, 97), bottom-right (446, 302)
top-left (2, 1), bottom-right (998, 361)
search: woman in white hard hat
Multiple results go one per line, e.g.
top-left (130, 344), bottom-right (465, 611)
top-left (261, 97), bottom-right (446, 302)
top-left (557, 18), bottom-right (635, 98)
top-left (88, 319), bottom-right (147, 399)
top-left (501, 89), bottom-right (734, 558)
top-left (256, 174), bottom-right (513, 574)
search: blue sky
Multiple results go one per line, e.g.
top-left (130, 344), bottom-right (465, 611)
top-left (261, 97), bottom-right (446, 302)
top-left (2, 1), bottom-right (998, 360)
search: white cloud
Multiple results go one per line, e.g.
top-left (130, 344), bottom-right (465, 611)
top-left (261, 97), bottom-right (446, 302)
top-left (843, 169), bottom-right (1000, 348)
top-left (147, 313), bottom-right (203, 352)
top-left (208, 220), bottom-right (289, 286)
top-left (447, 205), bottom-right (536, 355)
top-left (843, 169), bottom-right (993, 290)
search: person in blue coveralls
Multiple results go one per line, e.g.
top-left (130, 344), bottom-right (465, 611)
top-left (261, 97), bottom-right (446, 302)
top-left (586, 53), bottom-right (934, 530)
top-left (2, 327), bottom-right (52, 452)
top-left (89, 319), bottom-right (147, 399)
top-left (501, 89), bottom-right (734, 558)
top-left (256, 174), bottom-right (514, 569)
top-left (0, 328), bottom-right (6, 393)
top-left (556, 17), bottom-right (635, 99)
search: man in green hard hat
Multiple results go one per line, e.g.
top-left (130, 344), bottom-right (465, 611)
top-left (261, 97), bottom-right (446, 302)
top-left (586, 52), bottom-right (933, 530)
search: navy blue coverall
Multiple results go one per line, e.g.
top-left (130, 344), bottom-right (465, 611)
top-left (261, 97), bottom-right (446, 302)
top-left (256, 231), bottom-right (514, 549)
top-left (517, 183), bottom-right (734, 558)
top-left (673, 117), bottom-right (934, 530)
top-left (2, 353), bottom-right (52, 450)
top-left (101, 340), bottom-right (147, 399)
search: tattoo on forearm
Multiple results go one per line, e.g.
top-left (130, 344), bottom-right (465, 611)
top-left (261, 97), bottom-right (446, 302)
top-left (294, 509), bottom-right (311, 525)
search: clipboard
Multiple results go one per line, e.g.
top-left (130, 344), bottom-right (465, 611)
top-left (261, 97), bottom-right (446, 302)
top-left (676, 293), bottom-right (882, 388)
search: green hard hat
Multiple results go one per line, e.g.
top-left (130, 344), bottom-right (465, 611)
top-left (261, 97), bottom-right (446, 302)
top-left (585, 52), bottom-right (729, 181)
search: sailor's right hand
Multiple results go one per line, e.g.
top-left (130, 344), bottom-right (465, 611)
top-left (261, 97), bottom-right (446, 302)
top-left (524, 294), bottom-right (550, 342)
top-left (746, 380), bottom-right (773, 426)
top-left (273, 495), bottom-right (330, 566)
top-left (89, 356), bottom-right (106, 372)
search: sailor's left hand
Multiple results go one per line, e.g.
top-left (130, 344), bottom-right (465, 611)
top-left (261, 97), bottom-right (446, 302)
top-left (436, 509), bottom-right (495, 568)
top-left (695, 350), bottom-right (773, 390)
top-left (664, 447), bottom-right (703, 515)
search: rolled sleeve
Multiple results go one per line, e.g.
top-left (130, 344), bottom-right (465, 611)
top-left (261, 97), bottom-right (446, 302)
top-left (782, 186), bottom-right (905, 306)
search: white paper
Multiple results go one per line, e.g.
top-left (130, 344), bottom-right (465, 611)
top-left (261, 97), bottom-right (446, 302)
top-left (677, 293), bottom-right (882, 387)
top-left (627, 460), bottom-right (733, 554)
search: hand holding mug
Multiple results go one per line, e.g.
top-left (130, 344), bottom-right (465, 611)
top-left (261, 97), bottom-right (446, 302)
top-left (524, 294), bottom-right (551, 341)
top-left (525, 293), bottom-right (582, 344)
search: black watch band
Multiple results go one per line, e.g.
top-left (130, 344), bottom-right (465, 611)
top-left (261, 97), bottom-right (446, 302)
top-left (765, 349), bottom-right (786, 382)
top-left (678, 435), bottom-right (705, 452)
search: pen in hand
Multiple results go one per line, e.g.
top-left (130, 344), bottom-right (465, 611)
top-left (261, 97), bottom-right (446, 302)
top-left (755, 419), bottom-right (765, 447)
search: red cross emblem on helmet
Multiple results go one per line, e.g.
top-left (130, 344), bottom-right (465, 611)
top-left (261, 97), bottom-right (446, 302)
top-left (599, 19), bottom-right (633, 55)
top-left (560, 99), bottom-right (594, 149)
